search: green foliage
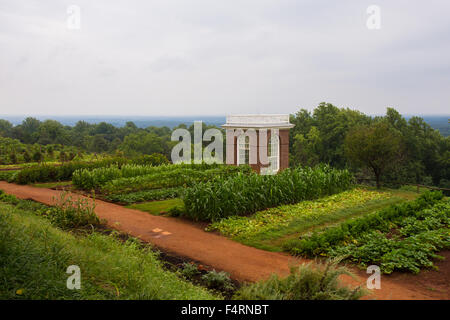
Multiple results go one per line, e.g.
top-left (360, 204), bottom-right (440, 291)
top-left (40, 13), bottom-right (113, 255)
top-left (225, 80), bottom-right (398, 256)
top-left (345, 121), bottom-right (403, 188)
top-left (99, 165), bottom-right (251, 194)
top-left (233, 261), bottom-right (363, 300)
top-left (0, 170), bottom-right (18, 182)
top-left (0, 136), bottom-right (82, 165)
top-left (0, 203), bottom-right (218, 299)
top-left (73, 163), bottom-right (182, 190)
top-left (0, 189), bottom-right (20, 204)
top-left (284, 191), bottom-right (449, 273)
top-left (289, 104), bottom-right (449, 189)
top-left (1, 189), bottom-right (99, 229)
top-left (13, 157), bottom-right (129, 184)
top-left (201, 270), bottom-right (235, 292)
top-left (104, 187), bottom-right (184, 204)
top-left (132, 153), bottom-right (169, 166)
top-left (47, 192), bottom-right (100, 229)
top-left (207, 189), bottom-right (396, 250)
top-left (126, 198), bottom-right (183, 216)
top-left (181, 262), bottom-right (200, 279)
top-left (183, 165), bottom-right (353, 221)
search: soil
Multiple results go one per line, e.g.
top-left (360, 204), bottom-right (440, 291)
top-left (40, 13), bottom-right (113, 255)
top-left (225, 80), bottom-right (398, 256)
top-left (0, 181), bottom-right (448, 300)
top-left (379, 251), bottom-right (450, 299)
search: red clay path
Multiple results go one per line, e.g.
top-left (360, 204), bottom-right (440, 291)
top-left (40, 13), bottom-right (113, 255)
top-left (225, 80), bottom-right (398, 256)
top-left (0, 181), bottom-right (444, 300)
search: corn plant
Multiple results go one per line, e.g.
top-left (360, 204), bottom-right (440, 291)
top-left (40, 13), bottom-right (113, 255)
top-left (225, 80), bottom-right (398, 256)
top-left (182, 165), bottom-right (353, 221)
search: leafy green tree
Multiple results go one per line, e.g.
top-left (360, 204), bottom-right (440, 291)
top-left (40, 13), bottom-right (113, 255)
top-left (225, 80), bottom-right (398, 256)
top-left (119, 132), bottom-right (165, 157)
top-left (59, 151), bottom-right (67, 163)
top-left (9, 152), bottom-right (17, 164)
top-left (345, 122), bottom-right (404, 189)
top-left (32, 150), bottom-right (43, 163)
top-left (23, 151), bottom-right (31, 162)
top-left (0, 120), bottom-right (13, 138)
top-left (14, 117), bottom-right (40, 144)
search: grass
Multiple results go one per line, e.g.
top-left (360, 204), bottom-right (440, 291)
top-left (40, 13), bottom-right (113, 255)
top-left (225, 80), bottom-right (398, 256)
top-left (208, 188), bottom-right (419, 252)
top-left (234, 261), bottom-right (364, 300)
top-left (0, 201), bottom-right (218, 300)
top-left (33, 181), bottom-right (72, 189)
top-left (126, 198), bottom-right (184, 216)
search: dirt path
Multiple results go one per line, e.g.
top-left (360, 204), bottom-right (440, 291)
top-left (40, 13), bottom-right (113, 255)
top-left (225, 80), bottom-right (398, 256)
top-left (0, 181), bottom-right (444, 300)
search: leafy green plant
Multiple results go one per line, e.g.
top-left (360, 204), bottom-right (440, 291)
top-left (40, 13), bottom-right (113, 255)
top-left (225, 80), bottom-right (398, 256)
top-left (201, 270), bottom-right (235, 291)
top-left (284, 192), bottom-right (449, 274)
top-left (233, 261), bottom-right (364, 300)
top-left (99, 165), bottom-right (251, 194)
top-left (208, 188), bottom-right (391, 240)
top-left (104, 187), bottom-right (184, 204)
top-left (47, 192), bottom-right (100, 229)
top-left (285, 191), bottom-right (444, 257)
top-left (14, 157), bottom-right (129, 184)
top-left (181, 262), bottom-right (200, 279)
top-left (183, 165), bottom-right (353, 221)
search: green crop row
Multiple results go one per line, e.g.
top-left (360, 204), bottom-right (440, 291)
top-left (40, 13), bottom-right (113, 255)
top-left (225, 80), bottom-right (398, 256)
top-left (104, 187), bottom-right (184, 204)
top-left (283, 191), bottom-right (447, 273)
top-left (72, 162), bottom-right (238, 191)
top-left (328, 199), bottom-right (450, 273)
top-left (100, 165), bottom-right (252, 194)
top-left (10, 154), bottom-right (169, 185)
top-left (12, 158), bottom-right (127, 184)
top-left (182, 165), bottom-right (353, 222)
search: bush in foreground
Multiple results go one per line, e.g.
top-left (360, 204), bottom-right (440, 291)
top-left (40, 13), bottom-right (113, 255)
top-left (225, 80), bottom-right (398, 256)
top-left (233, 261), bottom-right (364, 300)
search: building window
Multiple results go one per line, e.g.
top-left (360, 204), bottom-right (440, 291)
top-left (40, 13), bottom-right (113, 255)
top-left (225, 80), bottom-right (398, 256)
top-left (238, 135), bottom-right (250, 165)
top-left (262, 134), bottom-right (279, 174)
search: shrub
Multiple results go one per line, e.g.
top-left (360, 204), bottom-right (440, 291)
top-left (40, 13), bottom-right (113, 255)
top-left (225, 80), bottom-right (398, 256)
top-left (181, 262), bottom-right (200, 279)
top-left (132, 153), bottom-right (169, 166)
top-left (201, 270), bottom-right (234, 291)
top-left (47, 192), bottom-right (100, 229)
top-left (233, 261), bottom-right (364, 300)
top-left (0, 170), bottom-right (18, 182)
top-left (183, 165), bottom-right (353, 221)
top-left (0, 189), bottom-right (19, 205)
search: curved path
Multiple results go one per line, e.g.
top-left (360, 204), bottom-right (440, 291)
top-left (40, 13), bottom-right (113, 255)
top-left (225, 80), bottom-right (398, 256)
top-left (0, 181), bottom-right (437, 300)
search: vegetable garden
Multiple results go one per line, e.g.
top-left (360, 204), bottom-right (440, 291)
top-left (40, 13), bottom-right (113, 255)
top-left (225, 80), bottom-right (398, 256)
top-left (284, 191), bottom-right (450, 273)
top-left (1, 154), bottom-right (448, 278)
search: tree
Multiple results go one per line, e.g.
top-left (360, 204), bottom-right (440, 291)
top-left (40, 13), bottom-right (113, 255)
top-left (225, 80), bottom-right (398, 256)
top-left (32, 150), bottom-right (43, 163)
top-left (59, 151), bottom-right (67, 163)
top-left (9, 152), bottom-right (17, 164)
top-left (0, 120), bottom-right (13, 137)
top-left (119, 132), bottom-right (165, 156)
top-left (345, 122), bottom-right (403, 189)
top-left (23, 151), bottom-right (31, 162)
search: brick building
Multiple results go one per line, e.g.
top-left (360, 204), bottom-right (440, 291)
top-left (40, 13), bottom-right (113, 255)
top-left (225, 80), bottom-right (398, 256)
top-left (221, 114), bottom-right (294, 174)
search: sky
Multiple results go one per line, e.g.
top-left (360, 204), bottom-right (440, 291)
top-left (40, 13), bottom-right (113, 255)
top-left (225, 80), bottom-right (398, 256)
top-left (0, 0), bottom-right (449, 116)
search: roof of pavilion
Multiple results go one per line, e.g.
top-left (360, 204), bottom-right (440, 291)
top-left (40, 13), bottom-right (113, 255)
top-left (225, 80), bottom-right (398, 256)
top-left (221, 114), bottom-right (295, 129)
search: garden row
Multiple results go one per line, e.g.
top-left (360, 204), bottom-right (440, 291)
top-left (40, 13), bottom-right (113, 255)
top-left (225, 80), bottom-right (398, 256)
top-left (0, 190), bottom-right (362, 300)
top-left (72, 163), bottom-right (251, 192)
top-left (7, 154), bottom-right (169, 184)
top-left (284, 191), bottom-right (449, 273)
top-left (207, 188), bottom-right (397, 250)
top-left (182, 165), bottom-right (353, 221)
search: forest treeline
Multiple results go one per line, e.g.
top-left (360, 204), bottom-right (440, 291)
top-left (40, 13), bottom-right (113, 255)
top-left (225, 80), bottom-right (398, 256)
top-left (0, 102), bottom-right (448, 188)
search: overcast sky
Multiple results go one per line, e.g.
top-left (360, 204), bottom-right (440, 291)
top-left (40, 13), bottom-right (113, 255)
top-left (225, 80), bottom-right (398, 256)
top-left (0, 0), bottom-right (449, 116)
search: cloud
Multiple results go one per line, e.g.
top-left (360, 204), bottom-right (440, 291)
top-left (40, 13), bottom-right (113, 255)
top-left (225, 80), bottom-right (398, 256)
top-left (0, 0), bottom-right (449, 116)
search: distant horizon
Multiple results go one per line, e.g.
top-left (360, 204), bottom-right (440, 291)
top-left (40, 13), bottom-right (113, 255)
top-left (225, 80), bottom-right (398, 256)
top-left (1, 113), bottom-right (449, 118)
